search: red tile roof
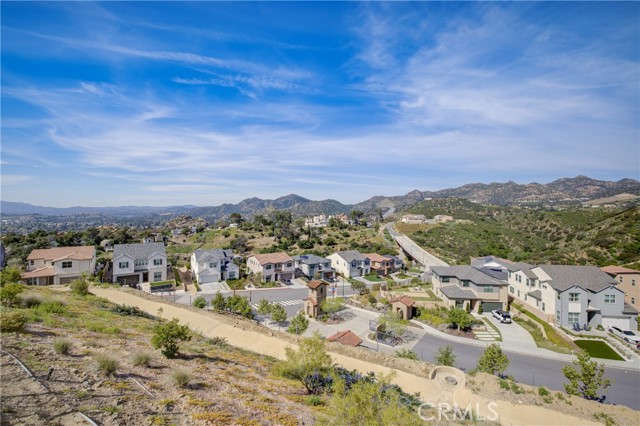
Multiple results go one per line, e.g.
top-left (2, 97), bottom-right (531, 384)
top-left (251, 252), bottom-right (293, 265)
top-left (304, 297), bottom-right (318, 306)
top-left (22, 267), bottom-right (56, 279)
top-left (601, 266), bottom-right (638, 275)
top-left (308, 280), bottom-right (329, 289)
top-left (327, 330), bottom-right (363, 347)
top-left (390, 296), bottom-right (416, 307)
top-left (27, 246), bottom-right (95, 261)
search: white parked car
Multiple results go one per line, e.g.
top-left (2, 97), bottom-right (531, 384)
top-left (609, 326), bottom-right (640, 344)
top-left (491, 309), bottom-right (512, 324)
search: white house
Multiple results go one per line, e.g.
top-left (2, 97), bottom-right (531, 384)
top-left (246, 252), bottom-right (295, 283)
top-left (112, 242), bottom-right (167, 286)
top-left (22, 246), bottom-right (96, 285)
top-left (190, 249), bottom-right (239, 284)
top-left (327, 250), bottom-right (371, 278)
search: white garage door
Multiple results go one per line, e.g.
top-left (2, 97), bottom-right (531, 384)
top-left (601, 317), bottom-right (632, 330)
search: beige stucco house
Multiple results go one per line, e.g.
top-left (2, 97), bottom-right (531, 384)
top-left (246, 252), bottom-right (295, 283)
top-left (23, 246), bottom-right (96, 285)
top-left (602, 265), bottom-right (640, 312)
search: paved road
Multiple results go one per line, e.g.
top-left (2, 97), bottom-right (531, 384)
top-left (412, 333), bottom-right (640, 410)
top-left (385, 223), bottom-right (449, 269)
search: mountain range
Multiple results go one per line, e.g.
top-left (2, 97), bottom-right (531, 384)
top-left (2, 176), bottom-right (639, 223)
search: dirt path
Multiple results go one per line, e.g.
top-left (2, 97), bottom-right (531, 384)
top-left (91, 287), bottom-right (598, 426)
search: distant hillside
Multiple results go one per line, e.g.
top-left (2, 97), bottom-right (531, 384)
top-left (401, 199), bottom-right (640, 267)
top-left (0, 201), bottom-right (196, 217)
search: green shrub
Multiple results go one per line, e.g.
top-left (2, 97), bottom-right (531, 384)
top-left (21, 294), bottom-right (42, 308)
top-left (54, 339), bottom-right (72, 355)
top-left (371, 284), bottom-right (381, 292)
top-left (395, 348), bottom-right (418, 360)
top-left (151, 318), bottom-right (192, 359)
top-left (132, 351), bottom-right (152, 367)
top-left (305, 395), bottom-right (325, 406)
top-left (477, 302), bottom-right (483, 314)
top-left (0, 310), bottom-right (28, 333)
top-left (193, 296), bottom-right (207, 309)
top-left (109, 304), bottom-right (152, 318)
top-left (538, 387), bottom-right (550, 397)
top-left (170, 369), bottom-right (190, 388)
top-left (0, 283), bottom-right (24, 307)
top-left (37, 300), bottom-right (67, 314)
top-left (95, 354), bottom-right (119, 376)
top-left (367, 294), bottom-right (377, 304)
top-left (70, 279), bottom-right (90, 296)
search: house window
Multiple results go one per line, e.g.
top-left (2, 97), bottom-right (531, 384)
top-left (542, 302), bottom-right (546, 311)
top-left (153, 272), bottom-right (162, 282)
top-left (604, 294), bottom-right (616, 304)
top-left (556, 291), bottom-right (561, 300)
top-left (153, 259), bottom-right (163, 266)
top-left (61, 261), bottom-right (72, 269)
top-left (228, 272), bottom-right (236, 279)
top-left (631, 297), bottom-right (635, 304)
top-left (632, 279), bottom-right (636, 286)
top-left (556, 310), bottom-right (560, 322)
top-left (568, 293), bottom-right (580, 302)
top-left (462, 280), bottom-right (470, 287)
top-left (352, 261), bottom-right (356, 267)
top-left (526, 279), bottom-right (530, 286)
top-left (568, 312), bottom-right (580, 324)
top-left (266, 265), bottom-right (272, 270)
top-left (209, 262), bottom-right (216, 268)
top-left (619, 276), bottom-right (623, 283)
top-left (517, 290), bottom-right (520, 297)
top-left (265, 275), bottom-right (272, 282)
top-left (119, 261), bottom-right (129, 269)
top-left (509, 286), bottom-right (514, 293)
top-left (135, 259), bottom-right (148, 267)
top-left (483, 285), bottom-right (494, 293)
top-left (286, 262), bottom-right (292, 268)
top-left (30, 260), bottom-right (34, 266)
top-left (441, 277), bottom-right (450, 283)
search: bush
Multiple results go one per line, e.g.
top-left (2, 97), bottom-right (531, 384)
top-left (477, 302), bottom-right (483, 314)
top-left (54, 339), bottom-right (72, 355)
top-left (95, 354), bottom-right (118, 376)
top-left (367, 294), bottom-right (377, 304)
top-left (435, 345), bottom-right (456, 367)
top-left (70, 279), bottom-right (90, 296)
top-left (21, 294), bottom-right (42, 308)
top-left (0, 310), bottom-right (28, 333)
top-left (109, 304), bottom-right (152, 318)
top-left (171, 369), bottom-right (190, 388)
top-left (371, 284), bottom-right (381, 292)
top-left (395, 348), bottom-right (418, 360)
top-left (132, 351), bottom-right (153, 367)
top-left (37, 300), bottom-right (67, 314)
top-left (476, 343), bottom-right (509, 376)
top-left (193, 296), bottom-right (207, 309)
top-left (274, 333), bottom-right (333, 394)
top-left (151, 318), bottom-right (192, 359)
top-left (538, 387), bottom-right (550, 397)
top-left (0, 283), bottom-right (24, 307)
top-left (288, 312), bottom-right (309, 335)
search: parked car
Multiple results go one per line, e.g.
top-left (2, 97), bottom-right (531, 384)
top-left (609, 326), bottom-right (640, 344)
top-left (492, 309), bottom-right (512, 324)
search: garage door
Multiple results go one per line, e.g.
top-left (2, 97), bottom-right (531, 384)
top-left (602, 316), bottom-right (632, 330)
top-left (482, 302), bottom-right (503, 312)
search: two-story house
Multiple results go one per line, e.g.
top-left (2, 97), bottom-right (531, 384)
top-left (191, 249), bottom-right (239, 284)
top-left (505, 263), bottom-right (637, 330)
top-left (601, 266), bottom-right (640, 312)
top-left (112, 242), bottom-right (167, 286)
top-left (431, 265), bottom-right (508, 312)
top-left (365, 253), bottom-right (394, 276)
top-left (292, 254), bottom-right (335, 281)
top-left (327, 250), bottom-right (371, 278)
top-left (22, 246), bottom-right (96, 285)
top-left (246, 252), bottom-right (295, 283)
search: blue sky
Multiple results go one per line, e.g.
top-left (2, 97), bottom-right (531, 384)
top-left (2, 2), bottom-right (638, 207)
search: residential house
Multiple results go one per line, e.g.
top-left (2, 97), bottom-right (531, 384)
top-left (602, 266), bottom-right (640, 312)
top-left (431, 265), bottom-right (508, 312)
top-left (112, 242), bottom-right (167, 286)
top-left (327, 330), bottom-right (362, 347)
top-left (327, 250), bottom-right (371, 278)
top-left (304, 214), bottom-right (329, 228)
top-left (506, 263), bottom-right (637, 330)
top-left (191, 249), bottom-right (239, 284)
top-left (292, 254), bottom-right (335, 281)
top-left (303, 279), bottom-right (329, 318)
top-left (246, 252), bottom-right (295, 283)
top-left (365, 253), bottom-right (394, 276)
top-left (433, 215), bottom-right (454, 223)
top-left (22, 246), bottom-right (96, 285)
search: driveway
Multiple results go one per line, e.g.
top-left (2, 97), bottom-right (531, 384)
top-left (483, 312), bottom-right (538, 351)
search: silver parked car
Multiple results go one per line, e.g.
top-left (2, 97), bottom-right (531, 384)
top-left (609, 326), bottom-right (640, 344)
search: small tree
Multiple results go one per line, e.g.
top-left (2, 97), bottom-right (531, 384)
top-left (271, 304), bottom-right (287, 327)
top-left (257, 299), bottom-right (272, 317)
top-left (320, 297), bottom-right (344, 320)
top-left (0, 267), bottom-right (23, 286)
top-left (476, 343), bottom-right (509, 376)
top-left (563, 350), bottom-right (612, 401)
top-left (288, 312), bottom-right (309, 335)
top-left (151, 318), bottom-right (192, 359)
top-left (435, 345), bottom-right (456, 367)
top-left (447, 307), bottom-right (472, 331)
top-left (478, 302), bottom-right (483, 314)
top-left (211, 291), bottom-right (227, 311)
top-left (275, 333), bottom-right (332, 394)
top-left (193, 296), bottom-right (207, 309)
top-left (0, 283), bottom-right (24, 307)
top-left (379, 311), bottom-right (408, 338)
top-left (350, 280), bottom-right (367, 295)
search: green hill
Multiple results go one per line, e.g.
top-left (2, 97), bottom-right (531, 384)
top-left (402, 200), bottom-right (639, 266)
